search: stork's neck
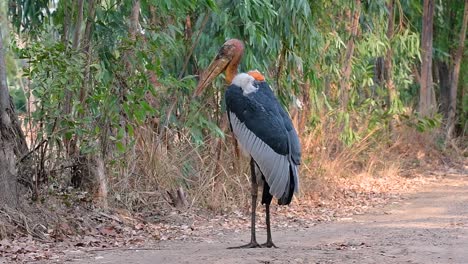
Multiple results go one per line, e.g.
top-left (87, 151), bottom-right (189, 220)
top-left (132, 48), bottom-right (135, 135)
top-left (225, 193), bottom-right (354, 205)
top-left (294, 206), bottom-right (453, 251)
top-left (225, 63), bottom-right (238, 84)
top-left (225, 44), bottom-right (244, 84)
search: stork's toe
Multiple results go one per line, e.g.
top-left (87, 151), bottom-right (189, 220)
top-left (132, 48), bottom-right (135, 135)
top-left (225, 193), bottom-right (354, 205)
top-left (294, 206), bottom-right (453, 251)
top-left (261, 241), bottom-right (278, 248)
top-left (227, 241), bottom-right (261, 249)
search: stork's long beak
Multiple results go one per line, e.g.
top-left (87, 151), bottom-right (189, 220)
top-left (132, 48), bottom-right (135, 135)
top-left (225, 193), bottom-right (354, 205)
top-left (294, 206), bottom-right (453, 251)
top-left (194, 56), bottom-right (231, 97)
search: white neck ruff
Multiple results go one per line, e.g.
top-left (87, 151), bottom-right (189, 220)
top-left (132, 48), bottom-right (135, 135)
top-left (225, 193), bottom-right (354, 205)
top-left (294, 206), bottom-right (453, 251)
top-left (232, 73), bottom-right (258, 95)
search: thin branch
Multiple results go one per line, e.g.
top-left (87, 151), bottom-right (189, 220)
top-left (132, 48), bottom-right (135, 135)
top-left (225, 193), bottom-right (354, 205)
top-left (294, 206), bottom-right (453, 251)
top-left (16, 139), bottom-right (48, 164)
top-left (178, 12), bottom-right (210, 79)
top-left (159, 12), bottom-right (211, 142)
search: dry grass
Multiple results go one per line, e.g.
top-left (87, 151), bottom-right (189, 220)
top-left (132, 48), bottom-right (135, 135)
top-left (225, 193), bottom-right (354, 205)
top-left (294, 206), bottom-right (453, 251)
top-left (2, 110), bottom-right (460, 260)
top-left (105, 112), bottom-right (452, 215)
top-left (107, 124), bottom-right (252, 212)
top-left (16, 108), bottom-right (458, 221)
top-left (300, 123), bottom-right (454, 202)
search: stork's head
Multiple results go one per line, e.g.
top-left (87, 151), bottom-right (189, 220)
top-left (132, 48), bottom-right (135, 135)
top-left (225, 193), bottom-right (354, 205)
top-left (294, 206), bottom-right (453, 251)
top-left (194, 39), bottom-right (244, 97)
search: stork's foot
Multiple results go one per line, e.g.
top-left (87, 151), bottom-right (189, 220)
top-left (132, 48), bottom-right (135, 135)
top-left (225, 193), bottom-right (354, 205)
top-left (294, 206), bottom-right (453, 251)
top-left (261, 241), bottom-right (278, 248)
top-left (227, 241), bottom-right (261, 249)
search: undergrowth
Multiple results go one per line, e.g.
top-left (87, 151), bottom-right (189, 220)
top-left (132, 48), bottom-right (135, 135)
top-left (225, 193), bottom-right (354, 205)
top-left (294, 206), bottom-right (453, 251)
top-left (106, 115), bottom-right (453, 214)
top-left (0, 114), bottom-right (461, 243)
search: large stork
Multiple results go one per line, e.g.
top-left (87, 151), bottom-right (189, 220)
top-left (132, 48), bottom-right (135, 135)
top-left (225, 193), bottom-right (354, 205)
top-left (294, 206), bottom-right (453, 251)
top-left (195, 39), bottom-right (301, 248)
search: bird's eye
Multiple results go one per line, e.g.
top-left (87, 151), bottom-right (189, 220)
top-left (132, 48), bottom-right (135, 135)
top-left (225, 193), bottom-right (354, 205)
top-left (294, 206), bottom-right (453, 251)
top-left (215, 51), bottom-right (224, 59)
top-left (217, 44), bottom-right (233, 58)
top-left (219, 46), bottom-right (227, 54)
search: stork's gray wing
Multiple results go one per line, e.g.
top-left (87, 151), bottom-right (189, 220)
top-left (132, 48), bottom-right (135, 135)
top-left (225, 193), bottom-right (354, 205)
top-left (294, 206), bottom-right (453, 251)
top-left (228, 111), bottom-right (291, 198)
top-left (258, 82), bottom-right (301, 167)
top-left (225, 81), bottom-right (300, 199)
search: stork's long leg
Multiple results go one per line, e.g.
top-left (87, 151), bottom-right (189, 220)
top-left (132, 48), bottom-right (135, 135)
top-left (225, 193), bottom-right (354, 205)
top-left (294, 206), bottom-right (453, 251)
top-left (228, 158), bottom-right (260, 249)
top-left (262, 203), bottom-right (278, 248)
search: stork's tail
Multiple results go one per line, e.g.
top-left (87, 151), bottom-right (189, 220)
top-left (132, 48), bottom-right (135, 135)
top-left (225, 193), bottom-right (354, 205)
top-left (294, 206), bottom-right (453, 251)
top-left (278, 164), bottom-right (299, 205)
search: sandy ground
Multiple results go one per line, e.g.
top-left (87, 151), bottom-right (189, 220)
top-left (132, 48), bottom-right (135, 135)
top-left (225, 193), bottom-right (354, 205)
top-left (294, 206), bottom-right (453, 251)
top-left (64, 172), bottom-right (468, 264)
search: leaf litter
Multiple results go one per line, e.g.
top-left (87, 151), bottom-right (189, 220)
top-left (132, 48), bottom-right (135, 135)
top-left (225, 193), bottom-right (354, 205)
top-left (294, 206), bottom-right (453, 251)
top-left (1, 167), bottom-right (461, 263)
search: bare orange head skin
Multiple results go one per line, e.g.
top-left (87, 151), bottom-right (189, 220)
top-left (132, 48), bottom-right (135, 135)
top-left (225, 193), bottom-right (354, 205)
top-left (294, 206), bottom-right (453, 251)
top-left (194, 39), bottom-right (244, 97)
top-left (247, 70), bottom-right (265, 81)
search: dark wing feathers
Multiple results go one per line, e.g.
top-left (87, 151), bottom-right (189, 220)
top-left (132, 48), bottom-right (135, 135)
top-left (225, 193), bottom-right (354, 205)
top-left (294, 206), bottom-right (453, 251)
top-left (225, 80), bottom-right (301, 202)
top-left (257, 81), bottom-right (301, 166)
top-left (226, 84), bottom-right (288, 155)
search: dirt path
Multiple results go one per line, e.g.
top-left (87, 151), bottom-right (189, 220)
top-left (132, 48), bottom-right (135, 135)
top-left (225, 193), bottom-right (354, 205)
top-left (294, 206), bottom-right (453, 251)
top-left (68, 173), bottom-right (468, 264)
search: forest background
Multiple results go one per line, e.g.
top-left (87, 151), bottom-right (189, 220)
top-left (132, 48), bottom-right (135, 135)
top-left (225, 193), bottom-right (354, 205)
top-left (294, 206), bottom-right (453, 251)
top-left (0, 0), bottom-right (466, 257)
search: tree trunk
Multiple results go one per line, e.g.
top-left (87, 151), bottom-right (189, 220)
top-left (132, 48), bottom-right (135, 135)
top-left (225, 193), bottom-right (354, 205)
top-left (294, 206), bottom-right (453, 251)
top-left (73, 1), bottom-right (109, 208)
top-left (419, 0), bottom-right (436, 117)
top-left (0, 140), bottom-right (18, 209)
top-left (142, 2), bottom-right (161, 114)
top-left (437, 60), bottom-right (451, 116)
top-left (129, 0), bottom-right (141, 41)
top-left (72, 0), bottom-right (84, 51)
top-left (63, 0), bottom-right (84, 157)
top-left (92, 151), bottom-right (108, 209)
top-left (340, 0), bottom-right (361, 108)
top-left (384, 0), bottom-right (396, 108)
top-left (80, 0), bottom-right (96, 105)
top-left (70, 0), bottom-right (93, 189)
top-left (0, 32), bottom-right (27, 157)
top-left (447, 0), bottom-right (468, 139)
top-left (298, 80), bottom-right (310, 136)
top-left (61, 0), bottom-right (71, 44)
top-left (0, 30), bottom-right (24, 209)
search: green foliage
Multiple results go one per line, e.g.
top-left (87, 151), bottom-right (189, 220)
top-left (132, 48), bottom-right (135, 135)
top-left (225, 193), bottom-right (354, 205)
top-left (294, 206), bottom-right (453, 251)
top-left (401, 113), bottom-right (443, 133)
top-left (6, 0), bottom-right (466, 157)
top-left (17, 37), bottom-right (85, 144)
top-left (8, 0), bottom-right (51, 34)
top-left (9, 88), bottom-right (27, 113)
